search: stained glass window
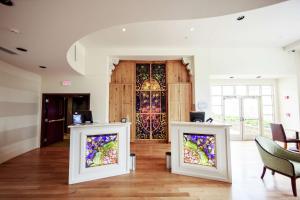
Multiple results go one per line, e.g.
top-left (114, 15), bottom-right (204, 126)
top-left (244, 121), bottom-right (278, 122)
top-left (136, 63), bottom-right (167, 140)
top-left (85, 133), bottom-right (118, 168)
top-left (183, 133), bottom-right (216, 167)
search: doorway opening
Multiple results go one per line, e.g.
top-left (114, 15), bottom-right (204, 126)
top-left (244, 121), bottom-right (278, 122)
top-left (41, 93), bottom-right (90, 147)
top-left (109, 60), bottom-right (193, 143)
top-left (211, 85), bottom-right (275, 140)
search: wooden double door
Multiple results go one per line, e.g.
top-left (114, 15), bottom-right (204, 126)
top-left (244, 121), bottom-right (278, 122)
top-left (109, 60), bottom-right (192, 142)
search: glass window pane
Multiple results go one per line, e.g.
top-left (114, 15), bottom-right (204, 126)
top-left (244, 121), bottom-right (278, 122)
top-left (262, 96), bottom-right (272, 105)
top-left (249, 86), bottom-right (260, 96)
top-left (263, 115), bottom-right (273, 122)
top-left (243, 98), bottom-right (259, 118)
top-left (212, 105), bottom-right (222, 115)
top-left (212, 96), bottom-right (222, 105)
top-left (211, 86), bottom-right (222, 95)
top-left (223, 86), bottom-right (234, 95)
top-left (236, 86), bottom-right (247, 96)
top-left (261, 86), bottom-right (272, 95)
top-left (263, 106), bottom-right (273, 115)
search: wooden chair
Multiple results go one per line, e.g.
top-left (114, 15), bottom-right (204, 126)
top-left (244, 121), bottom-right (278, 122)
top-left (270, 123), bottom-right (300, 150)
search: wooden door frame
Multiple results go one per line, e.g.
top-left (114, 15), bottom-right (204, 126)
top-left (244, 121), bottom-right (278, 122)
top-left (40, 93), bottom-right (90, 147)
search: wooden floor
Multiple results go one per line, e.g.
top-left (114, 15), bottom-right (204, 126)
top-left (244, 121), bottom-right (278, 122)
top-left (0, 142), bottom-right (298, 199)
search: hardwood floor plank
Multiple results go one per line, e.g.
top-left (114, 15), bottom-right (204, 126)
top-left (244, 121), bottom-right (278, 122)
top-left (0, 141), bottom-right (298, 199)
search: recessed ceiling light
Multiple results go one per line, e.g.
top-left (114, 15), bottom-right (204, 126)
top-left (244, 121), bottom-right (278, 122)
top-left (122, 28), bottom-right (126, 32)
top-left (39, 65), bottom-right (47, 69)
top-left (229, 76), bottom-right (235, 79)
top-left (0, 0), bottom-right (13, 6)
top-left (237, 15), bottom-right (245, 21)
top-left (256, 76), bottom-right (262, 79)
top-left (16, 47), bottom-right (28, 52)
top-left (9, 28), bottom-right (20, 34)
top-left (190, 27), bottom-right (195, 32)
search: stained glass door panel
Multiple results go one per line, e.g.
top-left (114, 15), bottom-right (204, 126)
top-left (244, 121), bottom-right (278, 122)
top-left (136, 63), bottom-right (167, 140)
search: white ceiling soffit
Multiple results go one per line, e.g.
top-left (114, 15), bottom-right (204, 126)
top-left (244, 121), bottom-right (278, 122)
top-left (0, 0), bottom-right (286, 74)
top-left (284, 39), bottom-right (300, 52)
top-left (80, 0), bottom-right (300, 49)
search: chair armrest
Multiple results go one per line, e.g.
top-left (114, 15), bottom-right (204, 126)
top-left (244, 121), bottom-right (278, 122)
top-left (285, 129), bottom-right (300, 139)
top-left (278, 148), bottom-right (300, 162)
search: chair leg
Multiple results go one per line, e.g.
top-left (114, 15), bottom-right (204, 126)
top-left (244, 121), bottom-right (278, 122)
top-left (261, 166), bottom-right (266, 179)
top-left (284, 142), bottom-right (288, 149)
top-left (291, 177), bottom-right (297, 197)
top-left (272, 170), bottom-right (275, 175)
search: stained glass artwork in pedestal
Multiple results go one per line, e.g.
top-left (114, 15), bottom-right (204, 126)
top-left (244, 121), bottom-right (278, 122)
top-left (183, 133), bottom-right (216, 167)
top-left (85, 133), bottom-right (118, 168)
top-left (136, 63), bottom-right (167, 140)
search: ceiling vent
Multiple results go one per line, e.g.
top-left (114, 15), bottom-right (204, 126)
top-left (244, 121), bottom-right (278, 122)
top-left (0, 46), bottom-right (18, 55)
top-left (0, 0), bottom-right (13, 6)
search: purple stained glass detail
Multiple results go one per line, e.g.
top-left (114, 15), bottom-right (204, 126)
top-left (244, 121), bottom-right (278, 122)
top-left (85, 134), bottom-right (118, 168)
top-left (151, 91), bottom-right (161, 113)
top-left (136, 91), bottom-right (150, 113)
top-left (183, 133), bottom-right (216, 167)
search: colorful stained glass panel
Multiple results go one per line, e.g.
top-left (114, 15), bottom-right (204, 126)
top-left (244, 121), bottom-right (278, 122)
top-left (183, 133), bottom-right (216, 167)
top-left (85, 134), bottom-right (118, 168)
top-left (136, 63), bottom-right (167, 140)
top-left (136, 91), bottom-right (150, 113)
top-left (136, 64), bottom-right (150, 91)
top-left (151, 114), bottom-right (167, 139)
top-left (136, 114), bottom-right (151, 139)
top-left (151, 64), bottom-right (166, 91)
top-left (151, 91), bottom-right (161, 113)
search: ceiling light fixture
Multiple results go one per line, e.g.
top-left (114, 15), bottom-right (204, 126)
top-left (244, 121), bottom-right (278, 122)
top-left (237, 15), bottom-right (245, 21)
top-left (9, 28), bottom-right (20, 34)
top-left (190, 27), bottom-right (195, 32)
top-left (39, 66), bottom-right (47, 69)
top-left (122, 28), bottom-right (126, 32)
top-left (16, 47), bottom-right (28, 52)
top-left (0, 0), bottom-right (13, 6)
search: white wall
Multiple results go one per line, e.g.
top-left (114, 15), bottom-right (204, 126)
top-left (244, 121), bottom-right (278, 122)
top-left (277, 76), bottom-right (300, 130)
top-left (42, 47), bottom-right (300, 126)
top-left (0, 60), bottom-right (41, 164)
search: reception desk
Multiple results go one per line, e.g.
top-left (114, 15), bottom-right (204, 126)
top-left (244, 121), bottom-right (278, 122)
top-left (68, 123), bottom-right (131, 184)
top-left (170, 122), bottom-right (232, 183)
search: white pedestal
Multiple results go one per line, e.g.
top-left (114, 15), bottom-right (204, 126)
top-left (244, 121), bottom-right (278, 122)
top-left (68, 123), bottom-right (131, 184)
top-left (170, 122), bottom-right (232, 183)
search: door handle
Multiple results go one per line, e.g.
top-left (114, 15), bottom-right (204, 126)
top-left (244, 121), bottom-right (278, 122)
top-left (48, 118), bottom-right (65, 123)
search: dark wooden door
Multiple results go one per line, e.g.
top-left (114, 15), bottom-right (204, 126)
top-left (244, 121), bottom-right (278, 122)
top-left (41, 95), bottom-right (65, 146)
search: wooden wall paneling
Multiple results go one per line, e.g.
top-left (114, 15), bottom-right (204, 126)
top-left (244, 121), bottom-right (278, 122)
top-left (109, 61), bottom-right (136, 140)
top-left (180, 83), bottom-right (192, 121)
top-left (109, 84), bottom-right (122, 122)
top-left (168, 84), bottom-right (180, 122)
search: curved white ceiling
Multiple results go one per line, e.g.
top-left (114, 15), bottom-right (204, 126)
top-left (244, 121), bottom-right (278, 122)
top-left (80, 0), bottom-right (300, 49)
top-left (0, 0), bottom-right (285, 74)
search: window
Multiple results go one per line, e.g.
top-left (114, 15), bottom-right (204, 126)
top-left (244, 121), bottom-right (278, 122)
top-left (210, 84), bottom-right (275, 138)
